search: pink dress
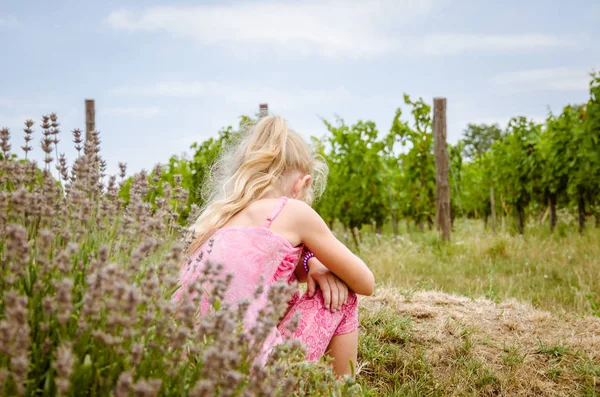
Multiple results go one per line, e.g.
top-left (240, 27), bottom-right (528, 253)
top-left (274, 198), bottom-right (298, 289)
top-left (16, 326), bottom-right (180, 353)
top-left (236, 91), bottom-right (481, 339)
top-left (171, 196), bottom-right (358, 362)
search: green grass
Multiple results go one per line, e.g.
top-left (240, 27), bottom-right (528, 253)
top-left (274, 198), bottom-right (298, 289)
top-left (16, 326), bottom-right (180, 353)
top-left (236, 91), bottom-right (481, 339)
top-left (356, 219), bottom-right (600, 315)
top-left (501, 344), bottom-right (525, 368)
top-left (536, 340), bottom-right (570, 358)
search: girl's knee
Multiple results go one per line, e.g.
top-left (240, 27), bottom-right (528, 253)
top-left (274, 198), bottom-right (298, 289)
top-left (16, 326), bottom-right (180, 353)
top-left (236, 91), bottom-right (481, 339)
top-left (309, 289), bottom-right (357, 311)
top-left (305, 288), bottom-right (358, 306)
top-left (345, 291), bottom-right (358, 310)
top-left (333, 292), bottom-right (358, 336)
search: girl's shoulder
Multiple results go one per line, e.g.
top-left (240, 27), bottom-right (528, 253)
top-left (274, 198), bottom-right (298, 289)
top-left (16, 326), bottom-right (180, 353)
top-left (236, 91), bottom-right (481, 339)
top-left (235, 197), bottom-right (315, 224)
top-left (244, 197), bottom-right (320, 228)
top-left (284, 198), bottom-right (321, 224)
top-left (282, 197), bottom-right (312, 212)
top-left (250, 197), bottom-right (313, 214)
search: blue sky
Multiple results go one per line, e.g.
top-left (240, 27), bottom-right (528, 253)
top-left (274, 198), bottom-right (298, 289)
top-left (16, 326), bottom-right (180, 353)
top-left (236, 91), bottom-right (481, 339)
top-left (1, 0), bottom-right (599, 178)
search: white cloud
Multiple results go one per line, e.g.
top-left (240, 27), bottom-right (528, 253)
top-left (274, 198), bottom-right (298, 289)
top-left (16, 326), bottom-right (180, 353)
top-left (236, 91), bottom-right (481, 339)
top-left (492, 67), bottom-right (594, 93)
top-left (104, 106), bottom-right (164, 118)
top-left (105, 1), bottom-right (425, 59)
top-left (0, 15), bottom-right (19, 28)
top-left (111, 81), bottom-right (354, 111)
top-left (111, 81), bottom-right (222, 97)
top-left (106, 1), bottom-right (575, 58)
top-left (412, 34), bottom-right (577, 56)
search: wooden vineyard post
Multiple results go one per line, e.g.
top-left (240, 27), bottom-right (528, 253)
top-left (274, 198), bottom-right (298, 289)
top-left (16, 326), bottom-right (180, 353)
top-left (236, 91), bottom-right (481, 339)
top-left (85, 99), bottom-right (95, 142)
top-left (259, 103), bottom-right (269, 118)
top-left (490, 187), bottom-right (496, 233)
top-left (433, 97), bottom-right (451, 242)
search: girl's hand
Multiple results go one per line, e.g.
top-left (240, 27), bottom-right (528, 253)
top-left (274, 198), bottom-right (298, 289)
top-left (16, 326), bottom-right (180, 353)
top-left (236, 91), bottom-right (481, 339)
top-left (306, 258), bottom-right (349, 312)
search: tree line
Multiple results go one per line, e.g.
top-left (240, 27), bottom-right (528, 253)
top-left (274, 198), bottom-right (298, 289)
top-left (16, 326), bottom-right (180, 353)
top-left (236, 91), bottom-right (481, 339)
top-left (460, 72), bottom-right (600, 233)
top-left (111, 71), bottom-right (600, 236)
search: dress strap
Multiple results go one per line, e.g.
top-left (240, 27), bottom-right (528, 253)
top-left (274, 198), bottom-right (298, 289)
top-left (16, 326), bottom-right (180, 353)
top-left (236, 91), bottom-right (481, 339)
top-left (262, 196), bottom-right (288, 228)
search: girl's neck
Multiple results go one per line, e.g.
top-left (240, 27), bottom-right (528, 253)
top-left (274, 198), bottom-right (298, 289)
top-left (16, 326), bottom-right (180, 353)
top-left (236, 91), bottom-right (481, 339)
top-left (262, 189), bottom-right (290, 199)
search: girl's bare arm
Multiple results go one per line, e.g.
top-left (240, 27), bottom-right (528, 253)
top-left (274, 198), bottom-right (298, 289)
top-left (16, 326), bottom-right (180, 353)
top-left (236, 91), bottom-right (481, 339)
top-left (291, 200), bottom-right (374, 296)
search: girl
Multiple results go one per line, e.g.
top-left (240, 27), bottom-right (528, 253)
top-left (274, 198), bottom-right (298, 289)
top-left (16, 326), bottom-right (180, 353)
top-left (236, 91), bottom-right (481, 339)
top-left (172, 116), bottom-right (374, 377)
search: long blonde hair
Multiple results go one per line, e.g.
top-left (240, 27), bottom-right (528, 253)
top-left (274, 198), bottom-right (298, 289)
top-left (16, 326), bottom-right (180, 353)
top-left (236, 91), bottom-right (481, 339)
top-left (185, 115), bottom-right (328, 255)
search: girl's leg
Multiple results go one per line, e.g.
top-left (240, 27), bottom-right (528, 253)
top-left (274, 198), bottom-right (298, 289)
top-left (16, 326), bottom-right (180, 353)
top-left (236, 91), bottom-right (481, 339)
top-left (277, 288), bottom-right (358, 376)
top-left (325, 330), bottom-right (358, 377)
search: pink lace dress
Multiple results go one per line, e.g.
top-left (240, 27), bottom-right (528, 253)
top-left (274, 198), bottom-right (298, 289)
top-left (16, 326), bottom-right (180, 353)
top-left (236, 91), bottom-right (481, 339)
top-left (171, 196), bottom-right (358, 362)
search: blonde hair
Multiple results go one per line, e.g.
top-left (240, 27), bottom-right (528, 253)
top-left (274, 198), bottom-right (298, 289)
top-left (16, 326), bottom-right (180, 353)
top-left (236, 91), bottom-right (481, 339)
top-left (185, 115), bottom-right (328, 255)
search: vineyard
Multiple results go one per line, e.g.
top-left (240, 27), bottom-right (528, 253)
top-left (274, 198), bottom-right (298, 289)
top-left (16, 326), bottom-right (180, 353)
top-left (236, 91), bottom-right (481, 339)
top-left (135, 72), bottom-right (600, 242)
top-left (0, 71), bottom-right (599, 396)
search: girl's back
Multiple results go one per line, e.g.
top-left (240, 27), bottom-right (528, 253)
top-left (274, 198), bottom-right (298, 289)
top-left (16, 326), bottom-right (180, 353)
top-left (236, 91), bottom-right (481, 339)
top-left (172, 196), bottom-right (302, 328)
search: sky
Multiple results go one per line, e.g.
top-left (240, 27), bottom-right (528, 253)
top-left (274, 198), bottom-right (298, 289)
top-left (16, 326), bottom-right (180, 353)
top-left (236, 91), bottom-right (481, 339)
top-left (1, 0), bottom-right (599, 178)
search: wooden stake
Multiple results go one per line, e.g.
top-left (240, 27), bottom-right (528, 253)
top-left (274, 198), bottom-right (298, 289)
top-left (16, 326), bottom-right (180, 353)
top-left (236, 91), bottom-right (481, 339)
top-left (85, 99), bottom-right (95, 142)
top-left (540, 204), bottom-right (550, 225)
top-left (490, 187), bottom-right (496, 233)
top-left (434, 97), bottom-right (450, 242)
top-left (259, 103), bottom-right (269, 118)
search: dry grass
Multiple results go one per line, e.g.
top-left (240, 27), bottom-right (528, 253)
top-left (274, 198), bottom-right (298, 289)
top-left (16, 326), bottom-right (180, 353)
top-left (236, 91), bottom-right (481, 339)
top-left (357, 287), bottom-right (600, 396)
